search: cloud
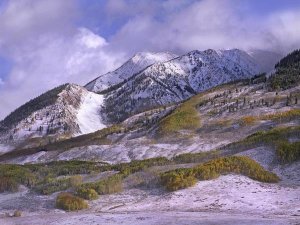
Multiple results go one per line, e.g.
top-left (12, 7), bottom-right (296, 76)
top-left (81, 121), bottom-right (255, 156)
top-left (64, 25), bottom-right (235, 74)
top-left (0, 0), bottom-right (77, 47)
top-left (0, 0), bottom-right (300, 120)
top-left (0, 0), bottom-right (123, 119)
top-left (109, 0), bottom-right (300, 54)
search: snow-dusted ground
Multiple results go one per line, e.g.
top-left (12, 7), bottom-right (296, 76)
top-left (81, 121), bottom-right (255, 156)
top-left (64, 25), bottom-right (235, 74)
top-left (1, 211), bottom-right (297, 225)
top-left (0, 175), bottom-right (299, 225)
top-left (0, 144), bottom-right (13, 155)
top-left (76, 92), bottom-right (106, 134)
top-left (7, 136), bottom-right (230, 164)
top-left (91, 175), bottom-right (300, 216)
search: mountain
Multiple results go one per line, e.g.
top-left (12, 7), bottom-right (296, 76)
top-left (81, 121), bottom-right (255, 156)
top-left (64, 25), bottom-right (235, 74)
top-left (0, 50), bottom-right (299, 225)
top-left (0, 84), bottom-right (106, 145)
top-left (0, 48), bottom-right (275, 144)
top-left (85, 52), bottom-right (177, 93)
top-left (247, 49), bottom-right (282, 73)
top-left (102, 49), bottom-right (261, 122)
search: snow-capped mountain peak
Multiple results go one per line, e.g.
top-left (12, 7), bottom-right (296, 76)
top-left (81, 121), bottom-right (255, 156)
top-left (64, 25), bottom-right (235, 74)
top-left (101, 48), bottom-right (263, 123)
top-left (85, 51), bottom-right (178, 93)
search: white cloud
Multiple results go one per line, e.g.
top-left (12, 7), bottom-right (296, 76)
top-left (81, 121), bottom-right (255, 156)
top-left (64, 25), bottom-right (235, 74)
top-left (0, 1), bottom-right (124, 119)
top-left (0, 0), bottom-right (300, 120)
top-left (110, 0), bottom-right (300, 54)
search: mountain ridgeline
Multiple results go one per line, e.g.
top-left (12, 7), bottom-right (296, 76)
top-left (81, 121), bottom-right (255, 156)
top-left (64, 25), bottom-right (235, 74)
top-left (0, 48), bottom-right (288, 144)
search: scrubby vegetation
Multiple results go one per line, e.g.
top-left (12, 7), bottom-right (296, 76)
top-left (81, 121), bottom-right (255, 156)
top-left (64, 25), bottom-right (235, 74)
top-left (0, 164), bottom-right (36, 192)
top-left (13, 210), bottom-right (22, 217)
top-left (0, 157), bottom-right (173, 196)
top-left (161, 169), bottom-right (197, 191)
top-left (56, 192), bottom-right (88, 211)
top-left (0, 161), bottom-right (105, 193)
top-left (161, 156), bottom-right (279, 191)
top-left (237, 109), bottom-right (300, 126)
top-left (240, 116), bottom-right (256, 126)
top-left (158, 94), bottom-right (202, 135)
top-left (0, 177), bottom-right (18, 192)
top-left (75, 157), bottom-right (172, 195)
top-left (113, 157), bottom-right (171, 176)
top-left (77, 174), bottom-right (123, 195)
top-left (76, 187), bottom-right (99, 200)
top-left (276, 141), bottom-right (300, 163)
top-left (223, 126), bottom-right (300, 154)
top-left (261, 109), bottom-right (300, 122)
top-left (0, 125), bottom-right (125, 161)
top-left (34, 175), bottom-right (82, 195)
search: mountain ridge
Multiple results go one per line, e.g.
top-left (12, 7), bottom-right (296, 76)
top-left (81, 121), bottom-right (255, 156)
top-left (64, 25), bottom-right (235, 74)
top-left (0, 48), bottom-right (281, 145)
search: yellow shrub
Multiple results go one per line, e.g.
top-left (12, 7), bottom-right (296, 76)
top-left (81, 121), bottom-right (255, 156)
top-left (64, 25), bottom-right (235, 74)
top-left (56, 192), bottom-right (88, 211)
top-left (240, 116), bottom-right (256, 126)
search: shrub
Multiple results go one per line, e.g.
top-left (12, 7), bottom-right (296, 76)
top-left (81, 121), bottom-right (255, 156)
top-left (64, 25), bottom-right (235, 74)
top-left (56, 192), bottom-right (88, 211)
top-left (113, 157), bottom-right (170, 176)
top-left (193, 156), bottom-right (279, 183)
top-left (161, 170), bottom-right (197, 191)
top-left (79, 174), bottom-right (123, 195)
top-left (13, 210), bottom-right (22, 217)
top-left (240, 116), bottom-right (256, 126)
top-left (0, 164), bottom-right (36, 192)
top-left (69, 175), bottom-right (83, 188)
top-left (261, 109), bottom-right (300, 122)
top-left (0, 177), bottom-right (18, 192)
top-left (35, 177), bottom-right (76, 195)
top-left (76, 187), bottom-right (99, 200)
top-left (276, 141), bottom-right (300, 163)
top-left (161, 156), bottom-right (279, 191)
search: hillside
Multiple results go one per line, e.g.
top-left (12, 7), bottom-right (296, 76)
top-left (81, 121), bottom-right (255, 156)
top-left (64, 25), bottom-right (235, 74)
top-left (0, 49), bottom-right (299, 225)
top-left (0, 84), bottom-right (106, 146)
top-left (102, 49), bottom-right (261, 123)
top-left (0, 48), bottom-right (267, 145)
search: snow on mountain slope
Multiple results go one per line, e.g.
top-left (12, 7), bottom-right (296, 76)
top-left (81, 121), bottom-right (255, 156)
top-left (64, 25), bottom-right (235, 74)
top-left (102, 49), bottom-right (261, 123)
top-left (0, 48), bottom-right (274, 144)
top-left (0, 84), bottom-right (84, 143)
top-left (77, 92), bottom-right (106, 134)
top-left (0, 84), bottom-right (107, 144)
top-left (85, 52), bottom-right (177, 93)
top-left (0, 144), bottom-right (13, 155)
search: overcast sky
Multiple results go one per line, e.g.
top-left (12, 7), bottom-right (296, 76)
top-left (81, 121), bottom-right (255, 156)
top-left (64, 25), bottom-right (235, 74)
top-left (0, 0), bottom-right (300, 119)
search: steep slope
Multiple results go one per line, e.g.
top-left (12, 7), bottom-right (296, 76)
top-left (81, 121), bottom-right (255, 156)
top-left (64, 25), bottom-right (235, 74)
top-left (247, 49), bottom-right (282, 73)
top-left (268, 49), bottom-right (300, 90)
top-left (85, 52), bottom-right (177, 93)
top-left (103, 49), bottom-right (260, 123)
top-left (0, 84), bottom-right (106, 145)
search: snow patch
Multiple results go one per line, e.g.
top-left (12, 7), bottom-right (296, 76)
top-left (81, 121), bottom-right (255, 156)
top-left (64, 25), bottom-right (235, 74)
top-left (77, 92), bottom-right (106, 134)
top-left (0, 144), bottom-right (14, 155)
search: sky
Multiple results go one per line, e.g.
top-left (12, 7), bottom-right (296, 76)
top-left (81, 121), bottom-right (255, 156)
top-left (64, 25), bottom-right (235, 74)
top-left (0, 0), bottom-right (300, 119)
